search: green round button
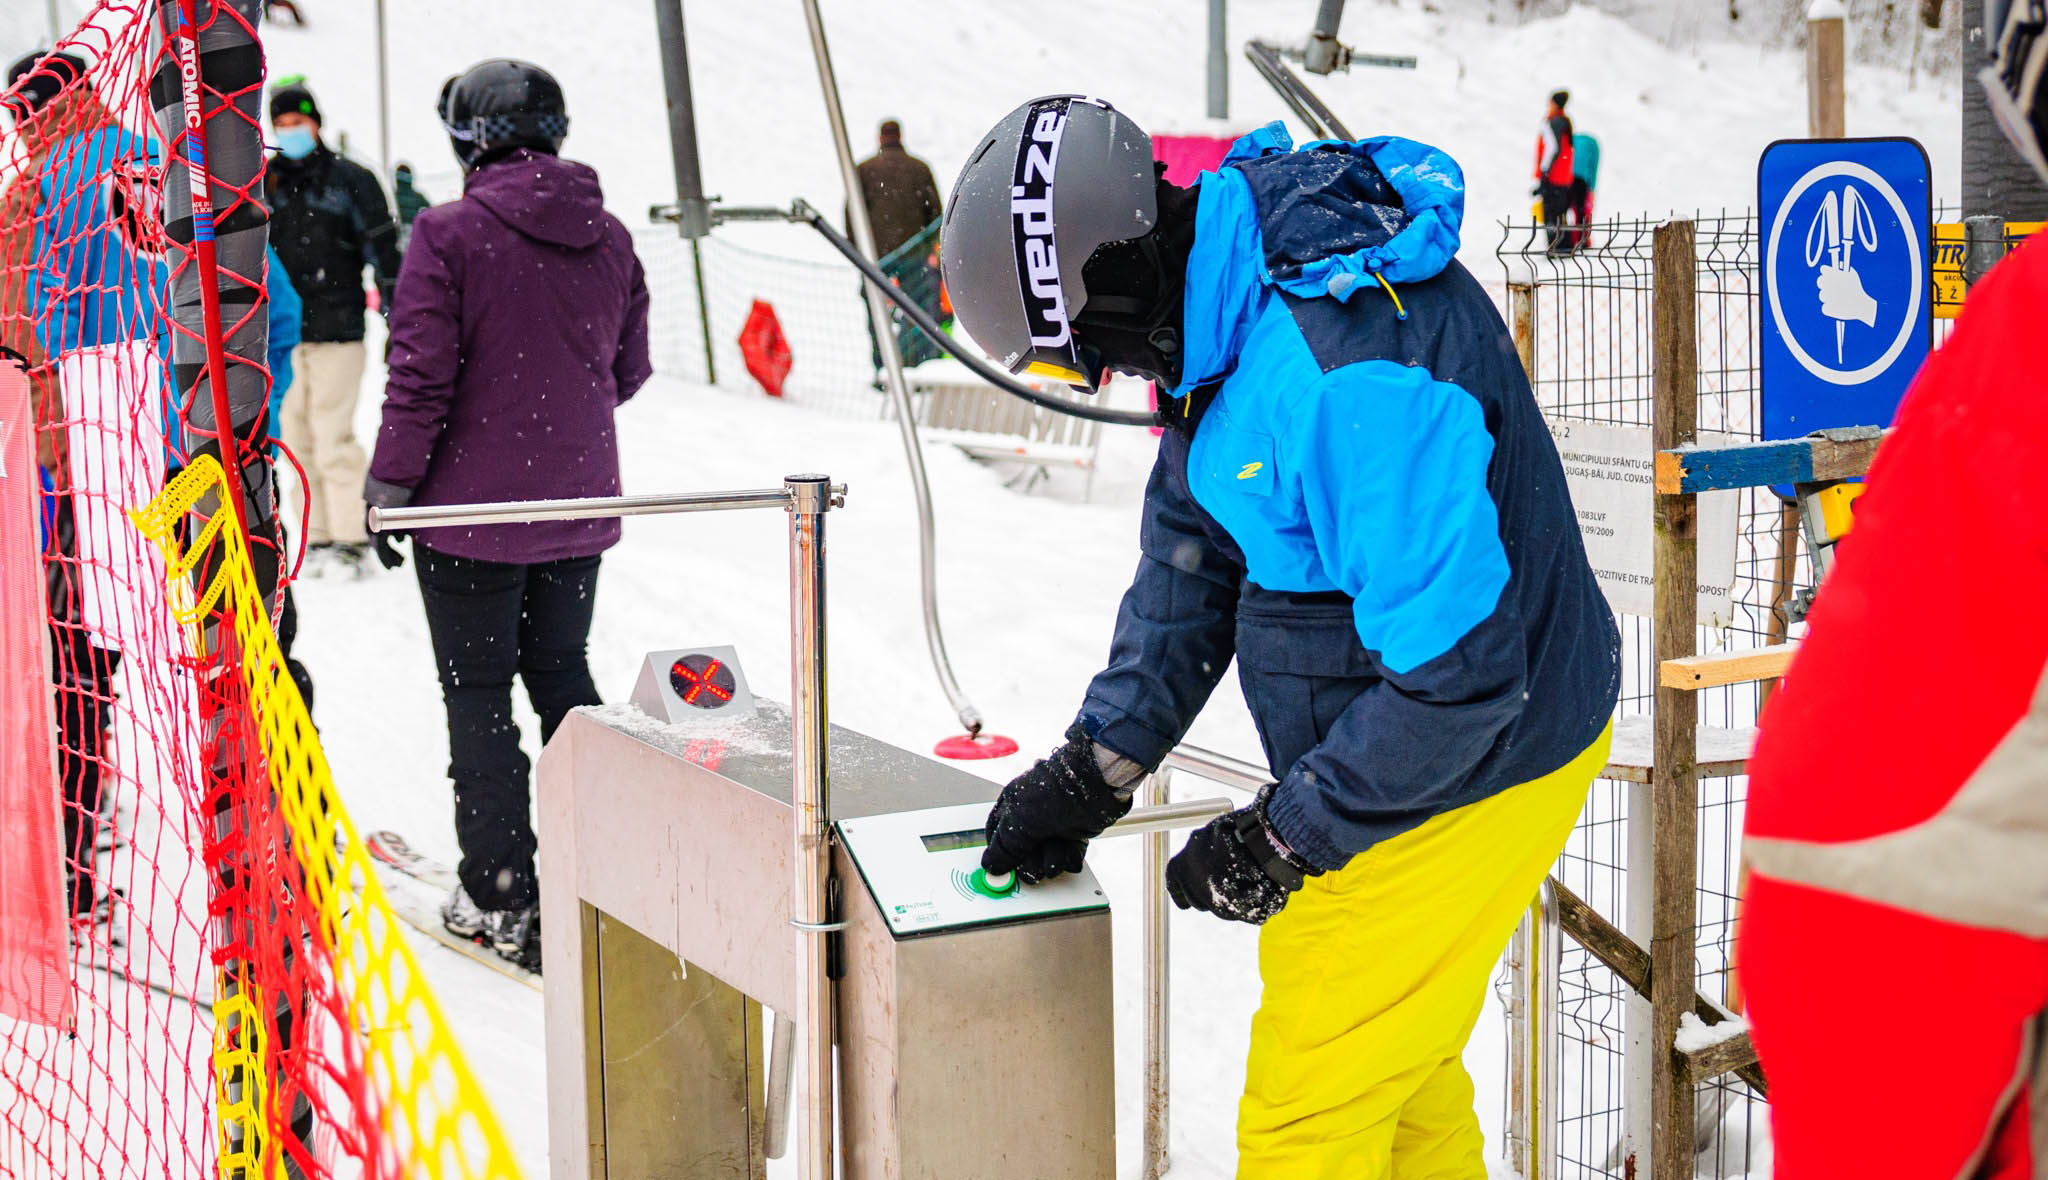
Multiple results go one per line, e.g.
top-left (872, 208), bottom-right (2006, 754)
top-left (969, 867), bottom-right (1018, 898)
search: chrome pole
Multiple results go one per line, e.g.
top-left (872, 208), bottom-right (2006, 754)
top-left (368, 486), bottom-right (833, 531)
top-left (796, 0), bottom-right (984, 736)
top-left (1140, 768), bottom-right (1173, 1180)
top-left (374, 0), bottom-right (390, 179)
top-left (1103, 796), bottom-right (1235, 839)
top-left (1507, 910), bottom-right (1534, 1177)
top-left (1161, 745), bottom-right (1270, 793)
top-left (786, 474), bottom-right (836, 1180)
top-left (1529, 877), bottom-right (1560, 1180)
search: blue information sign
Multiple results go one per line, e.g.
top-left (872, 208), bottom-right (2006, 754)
top-left (1758, 137), bottom-right (1932, 445)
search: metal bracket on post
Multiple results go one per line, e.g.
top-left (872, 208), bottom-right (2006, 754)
top-left (1964, 213), bottom-right (2008, 286)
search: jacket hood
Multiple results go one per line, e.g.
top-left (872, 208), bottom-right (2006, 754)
top-left (1173, 124), bottom-right (1466, 393)
top-left (465, 148), bottom-right (609, 249)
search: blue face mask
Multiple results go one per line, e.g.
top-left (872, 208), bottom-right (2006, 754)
top-left (276, 125), bottom-right (318, 160)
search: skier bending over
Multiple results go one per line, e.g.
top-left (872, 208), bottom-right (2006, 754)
top-left (365, 59), bottom-right (650, 974)
top-left (941, 97), bottom-right (1619, 1177)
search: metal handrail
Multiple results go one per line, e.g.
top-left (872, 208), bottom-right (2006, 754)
top-left (1130, 742), bottom-right (1269, 1180)
top-left (367, 478), bottom-right (841, 1177)
top-left (368, 486), bottom-right (843, 532)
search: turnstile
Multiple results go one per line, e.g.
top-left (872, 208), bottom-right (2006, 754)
top-left (537, 697), bottom-right (1115, 1179)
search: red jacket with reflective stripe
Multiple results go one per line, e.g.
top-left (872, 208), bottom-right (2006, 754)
top-left (1745, 234), bottom-right (2048, 928)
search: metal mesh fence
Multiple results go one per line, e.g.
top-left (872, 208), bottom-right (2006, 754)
top-left (1502, 212), bottom-right (1778, 1179)
top-left (1503, 200), bottom-right (1978, 1177)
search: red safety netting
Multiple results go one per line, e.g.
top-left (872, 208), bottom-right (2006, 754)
top-left (1, 5), bottom-right (521, 1178)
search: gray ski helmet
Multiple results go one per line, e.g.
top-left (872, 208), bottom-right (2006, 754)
top-left (1982, 0), bottom-right (2048, 185)
top-left (941, 96), bottom-right (1157, 392)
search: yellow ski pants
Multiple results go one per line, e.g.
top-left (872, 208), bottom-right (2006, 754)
top-left (1236, 723), bottom-right (1610, 1179)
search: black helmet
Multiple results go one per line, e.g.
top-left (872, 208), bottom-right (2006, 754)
top-left (4, 50), bottom-right (86, 120)
top-left (940, 96), bottom-right (1158, 392)
top-left (437, 59), bottom-right (568, 171)
top-left (1982, 0), bottom-right (2048, 184)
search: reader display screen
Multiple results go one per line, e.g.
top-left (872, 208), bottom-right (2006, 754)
top-left (919, 827), bottom-right (989, 853)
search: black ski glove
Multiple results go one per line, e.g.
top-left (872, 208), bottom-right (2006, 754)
top-left (372, 529), bottom-right (407, 570)
top-left (1166, 785), bottom-right (1322, 925)
top-left (981, 724), bottom-right (1141, 884)
top-left (363, 474), bottom-right (413, 571)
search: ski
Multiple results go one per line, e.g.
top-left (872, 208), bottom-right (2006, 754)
top-left (74, 927), bottom-right (212, 1013)
top-left (359, 831), bottom-right (541, 992)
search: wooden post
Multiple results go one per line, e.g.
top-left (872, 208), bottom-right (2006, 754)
top-left (1510, 282), bottom-right (1537, 384)
top-left (1807, 0), bottom-right (1847, 138)
top-left (1650, 220), bottom-right (1700, 1180)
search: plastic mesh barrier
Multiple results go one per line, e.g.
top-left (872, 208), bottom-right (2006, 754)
top-left (2, 3), bottom-right (522, 1176)
top-left (134, 456), bottom-right (523, 1180)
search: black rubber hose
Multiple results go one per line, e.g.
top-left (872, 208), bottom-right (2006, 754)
top-left (797, 208), bottom-right (1161, 428)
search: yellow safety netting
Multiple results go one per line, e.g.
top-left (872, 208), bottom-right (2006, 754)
top-left (133, 455), bottom-right (525, 1180)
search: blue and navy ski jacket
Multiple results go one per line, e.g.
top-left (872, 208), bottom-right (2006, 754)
top-left (27, 124), bottom-right (167, 358)
top-left (1077, 126), bottom-right (1619, 871)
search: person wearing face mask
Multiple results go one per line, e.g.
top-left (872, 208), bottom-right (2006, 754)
top-left (265, 78), bottom-right (400, 576)
top-left (942, 96), bottom-right (1619, 1176)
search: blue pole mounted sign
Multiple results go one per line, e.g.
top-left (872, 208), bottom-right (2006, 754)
top-left (1758, 137), bottom-right (1932, 447)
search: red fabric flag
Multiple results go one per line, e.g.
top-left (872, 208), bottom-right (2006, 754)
top-left (738, 299), bottom-right (794, 398)
top-left (0, 354), bottom-right (71, 1029)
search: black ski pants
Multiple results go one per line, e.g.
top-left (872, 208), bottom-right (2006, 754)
top-left (414, 547), bottom-right (602, 912)
top-left (50, 622), bottom-right (119, 916)
top-left (1540, 180), bottom-right (1573, 254)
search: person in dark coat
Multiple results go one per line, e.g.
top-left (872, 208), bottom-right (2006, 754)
top-left (266, 79), bottom-right (402, 571)
top-left (392, 161), bottom-right (430, 251)
top-left (365, 59), bottom-right (650, 974)
top-left (852, 120), bottom-right (947, 371)
top-left (1533, 88), bottom-right (1575, 256)
top-left (853, 118), bottom-right (943, 258)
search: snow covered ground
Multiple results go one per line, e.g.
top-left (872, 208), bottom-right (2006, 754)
top-left (0, 0), bottom-right (1975, 1174)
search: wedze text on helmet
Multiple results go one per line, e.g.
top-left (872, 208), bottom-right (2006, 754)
top-left (1011, 98), bottom-right (1072, 353)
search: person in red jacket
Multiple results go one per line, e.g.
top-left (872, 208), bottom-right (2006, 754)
top-left (1737, 9), bottom-right (2048, 1175)
top-left (1532, 88), bottom-right (1574, 256)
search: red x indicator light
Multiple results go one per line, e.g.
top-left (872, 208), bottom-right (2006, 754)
top-left (669, 654), bottom-right (738, 709)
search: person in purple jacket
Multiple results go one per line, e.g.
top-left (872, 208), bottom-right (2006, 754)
top-left (364, 59), bottom-right (650, 973)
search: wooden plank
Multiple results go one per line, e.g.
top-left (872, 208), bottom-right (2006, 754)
top-left (1509, 283), bottom-right (1536, 383)
top-left (1650, 219), bottom-right (1701, 1180)
top-left (1761, 501), bottom-right (1802, 707)
top-left (1652, 427), bottom-right (1886, 494)
top-left (1551, 877), bottom-right (1650, 988)
top-left (1548, 878), bottom-right (1769, 1096)
top-left (1658, 645), bottom-right (1798, 690)
top-left (1684, 1028), bottom-right (1761, 1086)
top-left (1601, 719), bottom-right (1755, 783)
